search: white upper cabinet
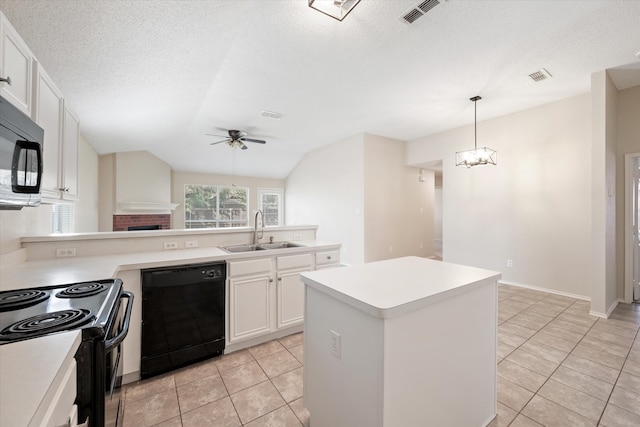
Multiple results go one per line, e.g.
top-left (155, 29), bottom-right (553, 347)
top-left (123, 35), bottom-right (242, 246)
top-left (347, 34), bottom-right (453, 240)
top-left (34, 65), bottom-right (64, 199)
top-left (0, 13), bottom-right (33, 116)
top-left (2, 9), bottom-right (82, 203)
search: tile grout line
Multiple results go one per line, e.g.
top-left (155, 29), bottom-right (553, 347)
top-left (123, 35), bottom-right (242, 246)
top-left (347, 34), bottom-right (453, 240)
top-left (594, 325), bottom-right (640, 426)
top-left (500, 294), bottom-right (605, 426)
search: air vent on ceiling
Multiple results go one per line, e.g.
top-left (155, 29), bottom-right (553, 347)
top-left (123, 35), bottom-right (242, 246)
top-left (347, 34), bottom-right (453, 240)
top-left (400, 0), bottom-right (443, 24)
top-left (528, 68), bottom-right (553, 82)
top-left (260, 110), bottom-right (284, 120)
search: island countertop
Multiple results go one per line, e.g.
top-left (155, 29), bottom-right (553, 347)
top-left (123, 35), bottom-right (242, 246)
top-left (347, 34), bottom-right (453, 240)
top-left (301, 256), bottom-right (501, 318)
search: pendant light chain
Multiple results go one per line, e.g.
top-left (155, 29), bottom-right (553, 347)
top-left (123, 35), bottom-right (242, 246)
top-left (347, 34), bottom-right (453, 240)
top-left (474, 98), bottom-right (477, 151)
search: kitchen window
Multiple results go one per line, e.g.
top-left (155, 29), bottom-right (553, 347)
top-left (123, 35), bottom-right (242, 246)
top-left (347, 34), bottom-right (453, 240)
top-left (258, 188), bottom-right (284, 226)
top-left (51, 203), bottom-right (74, 233)
top-left (184, 184), bottom-right (249, 228)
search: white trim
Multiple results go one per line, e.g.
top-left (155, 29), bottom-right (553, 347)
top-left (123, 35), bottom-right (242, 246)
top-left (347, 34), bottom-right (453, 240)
top-left (624, 152), bottom-right (640, 303)
top-left (590, 298), bottom-right (618, 319)
top-left (257, 187), bottom-right (284, 227)
top-left (498, 280), bottom-right (590, 301)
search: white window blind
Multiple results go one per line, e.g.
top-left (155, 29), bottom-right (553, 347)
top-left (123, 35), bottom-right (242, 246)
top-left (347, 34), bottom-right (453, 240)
top-left (51, 204), bottom-right (74, 234)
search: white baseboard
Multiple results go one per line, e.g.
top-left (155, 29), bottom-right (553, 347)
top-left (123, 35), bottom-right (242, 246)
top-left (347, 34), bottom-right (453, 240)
top-left (589, 299), bottom-right (619, 319)
top-left (498, 280), bottom-right (590, 302)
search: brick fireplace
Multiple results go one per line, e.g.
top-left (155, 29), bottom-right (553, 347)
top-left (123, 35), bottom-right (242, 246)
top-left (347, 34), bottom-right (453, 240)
top-left (113, 214), bottom-right (171, 231)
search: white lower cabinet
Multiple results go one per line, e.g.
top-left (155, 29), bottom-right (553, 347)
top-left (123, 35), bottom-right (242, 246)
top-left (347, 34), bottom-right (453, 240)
top-left (227, 252), bottom-right (317, 345)
top-left (227, 258), bottom-right (273, 343)
top-left (276, 253), bottom-right (312, 329)
top-left (229, 273), bottom-right (272, 342)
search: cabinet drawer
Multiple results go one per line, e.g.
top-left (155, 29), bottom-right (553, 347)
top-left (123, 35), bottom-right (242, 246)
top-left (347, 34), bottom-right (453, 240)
top-left (228, 258), bottom-right (272, 277)
top-left (316, 250), bottom-right (340, 266)
top-left (277, 253), bottom-right (312, 271)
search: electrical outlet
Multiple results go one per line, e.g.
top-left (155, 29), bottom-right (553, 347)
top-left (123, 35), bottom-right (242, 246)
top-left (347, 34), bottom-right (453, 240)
top-left (185, 240), bottom-right (198, 248)
top-left (293, 234), bottom-right (302, 241)
top-left (419, 242), bottom-right (424, 249)
top-left (164, 241), bottom-right (178, 250)
top-left (507, 259), bottom-right (513, 268)
top-left (56, 248), bottom-right (76, 257)
top-left (389, 246), bottom-right (393, 253)
top-left (330, 330), bottom-right (341, 358)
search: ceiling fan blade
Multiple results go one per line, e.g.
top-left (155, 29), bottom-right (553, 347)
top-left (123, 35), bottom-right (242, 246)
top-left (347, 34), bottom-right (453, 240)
top-left (209, 139), bottom-right (230, 145)
top-left (241, 138), bottom-right (266, 144)
top-left (205, 133), bottom-right (228, 138)
top-left (240, 142), bottom-right (248, 150)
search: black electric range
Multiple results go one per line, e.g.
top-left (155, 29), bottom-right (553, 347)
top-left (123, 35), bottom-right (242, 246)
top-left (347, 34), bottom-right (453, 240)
top-left (0, 279), bottom-right (133, 427)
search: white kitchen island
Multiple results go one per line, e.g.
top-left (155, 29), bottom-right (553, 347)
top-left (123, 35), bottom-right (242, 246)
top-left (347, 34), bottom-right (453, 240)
top-left (300, 256), bottom-right (501, 427)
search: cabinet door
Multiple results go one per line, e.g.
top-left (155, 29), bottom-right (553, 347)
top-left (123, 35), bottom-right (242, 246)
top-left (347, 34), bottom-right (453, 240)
top-left (34, 67), bottom-right (63, 199)
top-left (61, 106), bottom-right (79, 200)
top-left (277, 269), bottom-right (306, 329)
top-left (229, 275), bottom-right (272, 342)
top-left (0, 14), bottom-right (32, 115)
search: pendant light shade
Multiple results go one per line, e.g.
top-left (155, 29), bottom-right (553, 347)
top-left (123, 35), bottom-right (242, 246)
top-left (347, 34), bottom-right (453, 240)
top-left (308, 0), bottom-right (361, 21)
top-left (456, 96), bottom-right (497, 168)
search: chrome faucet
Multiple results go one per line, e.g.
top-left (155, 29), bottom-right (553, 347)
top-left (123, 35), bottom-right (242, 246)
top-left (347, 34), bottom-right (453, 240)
top-left (253, 210), bottom-right (264, 244)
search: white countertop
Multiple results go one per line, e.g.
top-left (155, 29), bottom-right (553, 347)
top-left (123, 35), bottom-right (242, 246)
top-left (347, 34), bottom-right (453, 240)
top-left (301, 256), bottom-right (501, 318)
top-left (0, 240), bottom-right (340, 291)
top-left (0, 331), bottom-right (81, 427)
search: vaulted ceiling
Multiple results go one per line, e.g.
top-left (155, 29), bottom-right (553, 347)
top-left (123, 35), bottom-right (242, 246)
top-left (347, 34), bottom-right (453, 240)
top-left (1, 0), bottom-right (639, 178)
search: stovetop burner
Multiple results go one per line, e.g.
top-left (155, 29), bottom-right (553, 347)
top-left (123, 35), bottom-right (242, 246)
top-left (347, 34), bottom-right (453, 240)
top-left (0, 308), bottom-right (94, 341)
top-left (56, 282), bottom-right (108, 298)
top-left (0, 289), bottom-right (50, 312)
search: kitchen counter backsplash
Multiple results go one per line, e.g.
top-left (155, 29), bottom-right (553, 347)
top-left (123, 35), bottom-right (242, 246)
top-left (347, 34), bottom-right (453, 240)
top-left (17, 225), bottom-right (318, 261)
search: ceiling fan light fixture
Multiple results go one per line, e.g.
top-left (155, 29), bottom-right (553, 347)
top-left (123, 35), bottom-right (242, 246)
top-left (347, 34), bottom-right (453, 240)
top-left (308, 0), bottom-right (361, 21)
top-left (455, 96), bottom-right (497, 168)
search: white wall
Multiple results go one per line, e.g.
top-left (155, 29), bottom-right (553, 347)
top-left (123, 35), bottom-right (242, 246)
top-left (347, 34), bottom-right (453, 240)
top-left (0, 205), bottom-right (52, 254)
top-left (1, 136), bottom-right (100, 254)
top-left (286, 133), bottom-right (434, 265)
top-left (406, 94), bottom-right (593, 299)
top-left (615, 85), bottom-right (640, 299)
top-left (363, 134), bottom-right (433, 262)
top-left (74, 136), bottom-right (99, 232)
top-left (98, 151), bottom-right (172, 231)
top-left (286, 134), bottom-right (366, 265)
top-left (171, 171), bottom-right (285, 229)
top-left (116, 151), bottom-right (171, 205)
top-left (590, 71), bottom-right (618, 316)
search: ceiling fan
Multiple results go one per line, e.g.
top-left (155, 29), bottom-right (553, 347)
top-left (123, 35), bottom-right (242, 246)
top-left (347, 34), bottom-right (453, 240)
top-left (207, 129), bottom-right (267, 150)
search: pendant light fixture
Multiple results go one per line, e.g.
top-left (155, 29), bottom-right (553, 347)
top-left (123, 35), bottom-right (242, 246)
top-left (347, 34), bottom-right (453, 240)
top-left (455, 96), bottom-right (497, 168)
top-left (308, 0), bottom-right (361, 21)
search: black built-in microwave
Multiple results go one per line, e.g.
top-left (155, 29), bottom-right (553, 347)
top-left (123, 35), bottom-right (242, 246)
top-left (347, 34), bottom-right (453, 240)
top-left (0, 95), bottom-right (44, 209)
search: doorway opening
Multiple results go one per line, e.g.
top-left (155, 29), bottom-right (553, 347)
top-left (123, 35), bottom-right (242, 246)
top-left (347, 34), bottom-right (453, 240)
top-left (420, 160), bottom-right (443, 260)
top-left (624, 153), bottom-right (640, 303)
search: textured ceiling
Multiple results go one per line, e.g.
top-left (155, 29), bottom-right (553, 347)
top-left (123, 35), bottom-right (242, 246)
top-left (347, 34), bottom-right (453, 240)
top-left (1, 0), bottom-right (639, 178)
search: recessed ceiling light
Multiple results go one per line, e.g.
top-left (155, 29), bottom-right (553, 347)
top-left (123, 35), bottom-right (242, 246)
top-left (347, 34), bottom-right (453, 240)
top-left (260, 110), bottom-right (284, 120)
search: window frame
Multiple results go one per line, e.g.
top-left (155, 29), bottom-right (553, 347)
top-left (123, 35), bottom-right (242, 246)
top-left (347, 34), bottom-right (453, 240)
top-left (184, 184), bottom-right (250, 229)
top-left (257, 187), bottom-right (284, 227)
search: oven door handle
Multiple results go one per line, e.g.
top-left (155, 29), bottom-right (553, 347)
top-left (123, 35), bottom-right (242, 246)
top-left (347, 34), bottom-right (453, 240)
top-left (105, 291), bottom-right (134, 352)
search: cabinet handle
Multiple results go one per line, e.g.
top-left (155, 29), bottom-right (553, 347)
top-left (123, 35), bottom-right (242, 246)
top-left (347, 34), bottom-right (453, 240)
top-left (269, 278), bottom-right (274, 283)
top-left (59, 187), bottom-right (70, 192)
top-left (278, 277), bottom-right (282, 281)
top-left (0, 76), bottom-right (11, 86)
top-left (327, 256), bottom-right (332, 260)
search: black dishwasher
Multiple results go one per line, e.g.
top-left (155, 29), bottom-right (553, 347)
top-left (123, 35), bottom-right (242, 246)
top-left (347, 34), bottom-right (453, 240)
top-left (141, 262), bottom-right (226, 379)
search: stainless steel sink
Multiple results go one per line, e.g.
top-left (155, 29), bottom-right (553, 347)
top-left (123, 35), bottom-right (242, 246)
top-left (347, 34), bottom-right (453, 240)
top-left (259, 242), bottom-right (302, 250)
top-left (221, 244), bottom-right (266, 253)
top-left (221, 241), bottom-right (303, 253)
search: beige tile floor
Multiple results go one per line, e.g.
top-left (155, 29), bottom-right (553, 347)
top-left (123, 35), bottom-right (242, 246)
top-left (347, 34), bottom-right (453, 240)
top-left (123, 284), bottom-right (640, 426)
